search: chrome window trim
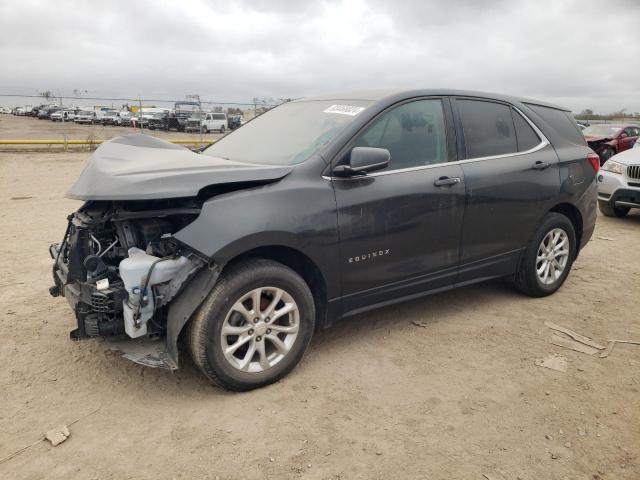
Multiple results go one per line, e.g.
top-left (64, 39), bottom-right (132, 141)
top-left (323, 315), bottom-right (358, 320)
top-left (323, 105), bottom-right (549, 180)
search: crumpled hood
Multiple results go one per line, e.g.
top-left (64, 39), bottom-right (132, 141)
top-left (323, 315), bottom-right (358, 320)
top-left (584, 135), bottom-right (613, 143)
top-left (66, 134), bottom-right (293, 201)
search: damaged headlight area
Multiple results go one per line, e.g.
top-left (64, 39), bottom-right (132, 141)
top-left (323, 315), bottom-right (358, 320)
top-left (49, 199), bottom-right (211, 367)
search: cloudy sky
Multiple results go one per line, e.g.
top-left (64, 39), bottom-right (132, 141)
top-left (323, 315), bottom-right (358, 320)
top-left (1, 0), bottom-right (639, 113)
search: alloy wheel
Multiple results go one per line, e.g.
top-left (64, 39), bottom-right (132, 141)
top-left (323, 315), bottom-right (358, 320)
top-left (220, 286), bottom-right (300, 373)
top-left (536, 228), bottom-right (570, 285)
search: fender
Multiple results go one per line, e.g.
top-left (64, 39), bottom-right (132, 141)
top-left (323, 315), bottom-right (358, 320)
top-left (173, 174), bottom-right (340, 298)
top-left (165, 263), bottom-right (221, 366)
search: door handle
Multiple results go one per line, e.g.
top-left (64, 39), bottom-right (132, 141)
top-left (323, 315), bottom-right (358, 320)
top-left (434, 176), bottom-right (461, 187)
top-left (532, 161), bottom-right (551, 170)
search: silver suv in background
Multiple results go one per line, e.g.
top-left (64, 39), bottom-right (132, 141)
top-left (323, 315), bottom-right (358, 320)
top-left (74, 110), bottom-right (97, 124)
top-left (597, 147), bottom-right (640, 217)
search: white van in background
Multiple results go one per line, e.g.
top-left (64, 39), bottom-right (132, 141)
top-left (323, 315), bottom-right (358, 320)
top-left (74, 110), bottom-right (97, 124)
top-left (51, 110), bottom-right (77, 122)
top-left (201, 112), bottom-right (227, 133)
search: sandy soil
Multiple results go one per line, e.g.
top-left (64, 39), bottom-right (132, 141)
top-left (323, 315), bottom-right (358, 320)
top-left (0, 146), bottom-right (639, 480)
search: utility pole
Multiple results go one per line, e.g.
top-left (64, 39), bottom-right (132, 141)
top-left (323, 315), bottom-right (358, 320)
top-left (138, 96), bottom-right (143, 133)
top-left (187, 94), bottom-right (202, 147)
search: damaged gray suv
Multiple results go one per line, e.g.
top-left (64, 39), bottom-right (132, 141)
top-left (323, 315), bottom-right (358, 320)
top-left (50, 90), bottom-right (598, 391)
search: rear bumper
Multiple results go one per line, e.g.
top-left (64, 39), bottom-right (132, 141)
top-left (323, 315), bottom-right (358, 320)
top-left (576, 179), bottom-right (598, 251)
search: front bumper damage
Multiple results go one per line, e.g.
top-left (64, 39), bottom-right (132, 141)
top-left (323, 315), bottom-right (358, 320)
top-left (597, 169), bottom-right (640, 210)
top-left (49, 210), bottom-right (220, 371)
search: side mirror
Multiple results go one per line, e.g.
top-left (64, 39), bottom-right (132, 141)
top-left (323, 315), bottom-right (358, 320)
top-left (333, 147), bottom-right (390, 176)
top-left (619, 132), bottom-right (628, 138)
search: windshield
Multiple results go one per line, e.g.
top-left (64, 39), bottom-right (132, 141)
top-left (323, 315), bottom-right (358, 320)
top-left (105, 111), bottom-right (117, 116)
top-left (582, 125), bottom-right (622, 137)
top-left (202, 100), bottom-right (372, 165)
top-left (80, 111), bottom-right (93, 115)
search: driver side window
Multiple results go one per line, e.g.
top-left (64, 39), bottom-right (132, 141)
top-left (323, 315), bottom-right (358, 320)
top-left (353, 99), bottom-right (448, 171)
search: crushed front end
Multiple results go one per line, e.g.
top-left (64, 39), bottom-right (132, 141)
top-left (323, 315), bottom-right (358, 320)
top-left (49, 200), bottom-right (209, 369)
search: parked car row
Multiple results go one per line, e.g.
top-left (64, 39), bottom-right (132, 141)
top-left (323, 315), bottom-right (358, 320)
top-left (7, 104), bottom-right (245, 133)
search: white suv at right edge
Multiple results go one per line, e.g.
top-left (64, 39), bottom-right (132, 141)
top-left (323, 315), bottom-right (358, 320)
top-left (597, 147), bottom-right (640, 217)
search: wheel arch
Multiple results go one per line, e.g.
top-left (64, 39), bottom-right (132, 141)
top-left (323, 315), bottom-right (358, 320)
top-left (167, 243), bottom-right (331, 367)
top-left (549, 202), bottom-right (583, 254)
top-left (222, 245), bottom-right (329, 329)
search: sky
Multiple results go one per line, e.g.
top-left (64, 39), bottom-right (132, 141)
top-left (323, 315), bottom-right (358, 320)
top-left (1, 0), bottom-right (639, 113)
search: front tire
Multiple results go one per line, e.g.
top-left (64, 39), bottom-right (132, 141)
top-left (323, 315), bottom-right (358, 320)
top-left (188, 259), bottom-right (315, 391)
top-left (513, 212), bottom-right (576, 297)
top-left (598, 200), bottom-right (629, 217)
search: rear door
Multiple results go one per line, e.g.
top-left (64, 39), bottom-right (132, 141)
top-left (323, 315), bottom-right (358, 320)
top-left (332, 97), bottom-right (466, 314)
top-left (452, 97), bottom-right (561, 283)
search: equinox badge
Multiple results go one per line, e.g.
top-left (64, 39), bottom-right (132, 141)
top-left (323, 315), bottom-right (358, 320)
top-left (348, 249), bottom-right (391, 263)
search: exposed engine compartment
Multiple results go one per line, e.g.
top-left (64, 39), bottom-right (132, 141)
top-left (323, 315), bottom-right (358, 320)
top-left (50, 198), bottom-right (207, 342)
top-left (585, 137), bottom-right (616, 164)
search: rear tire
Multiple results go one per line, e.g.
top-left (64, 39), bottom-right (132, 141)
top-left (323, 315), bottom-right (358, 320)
top-left (188, 259), bottom-right (315, 391)
top-left (512, 212), bottom-right (576, 297)
top-left (598, 200), bottom-right (629, 217)
top-left (600, 148), bottom-right (615, 165)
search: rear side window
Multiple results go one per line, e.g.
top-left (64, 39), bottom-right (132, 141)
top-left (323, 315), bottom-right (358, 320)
top-left (512, 109), bottom-right (541, 151)
top-left (457, 99), bottom-right (517, 158)
top-left (212, 114), bottom-right (226, 120)
top-left (525, 104), bottom-right (586, 145)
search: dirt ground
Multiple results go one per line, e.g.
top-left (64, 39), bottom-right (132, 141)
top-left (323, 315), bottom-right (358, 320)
top-left (1, 137), bottom-right (639, 479)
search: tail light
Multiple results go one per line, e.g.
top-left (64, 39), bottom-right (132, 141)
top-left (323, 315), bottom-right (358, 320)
top-left (587, 152), bottom-right (600, 173)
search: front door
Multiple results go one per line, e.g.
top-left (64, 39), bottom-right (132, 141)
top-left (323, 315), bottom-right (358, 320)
top-left (619, 127), bottom-right (639, 153)
top-left (332, 98), bottom-right (465, 314)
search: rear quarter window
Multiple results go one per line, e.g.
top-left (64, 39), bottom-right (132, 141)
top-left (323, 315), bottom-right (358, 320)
top-left (512, 109), bottom-right (541, 151)
top-left (525, 104), bottom-right (586, 146)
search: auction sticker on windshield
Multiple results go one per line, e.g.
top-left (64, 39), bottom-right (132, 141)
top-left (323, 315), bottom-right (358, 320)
top-left (323, 104), bottom-right (366, 116)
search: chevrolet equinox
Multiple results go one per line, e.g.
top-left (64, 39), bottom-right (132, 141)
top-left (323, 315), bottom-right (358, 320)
top-left (49, 90), bottom-right (598, 391)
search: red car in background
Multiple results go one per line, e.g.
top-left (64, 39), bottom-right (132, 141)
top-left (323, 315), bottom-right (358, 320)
top-left (583, 124), bottom-right (639, 164)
